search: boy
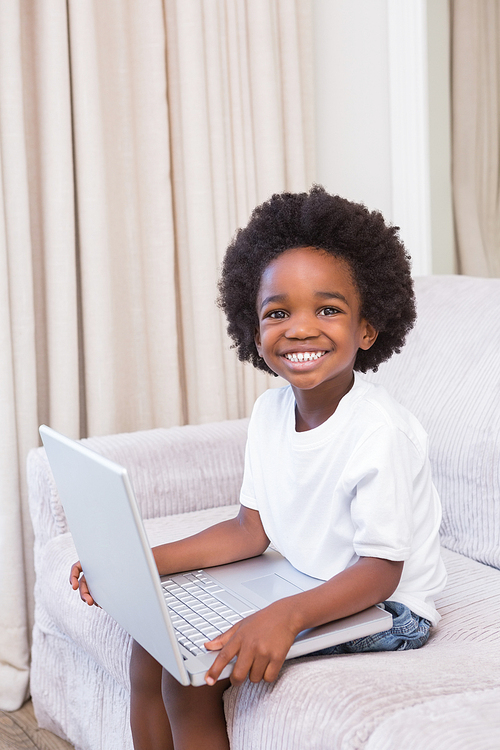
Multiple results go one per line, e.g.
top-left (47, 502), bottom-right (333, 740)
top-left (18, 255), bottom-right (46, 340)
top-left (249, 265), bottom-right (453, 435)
top-left (71, 186), bottom-right (447, 750)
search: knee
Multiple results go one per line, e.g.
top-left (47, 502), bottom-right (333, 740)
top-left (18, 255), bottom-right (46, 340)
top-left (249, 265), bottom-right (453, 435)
top-left (162, 670), bottom-right (230, 716)
top-left (130, 639), bottom-right (163, 695)
top-left (161, 669), bottom-right (192, 712)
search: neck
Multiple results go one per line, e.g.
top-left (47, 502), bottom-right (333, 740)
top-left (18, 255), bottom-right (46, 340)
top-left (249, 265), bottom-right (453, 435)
top-left (293, 374), bottom-right (355, 432)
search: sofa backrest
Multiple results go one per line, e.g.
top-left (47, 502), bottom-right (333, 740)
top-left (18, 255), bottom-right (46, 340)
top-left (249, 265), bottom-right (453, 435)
top-left (365, 275), bottom-right (500, 569)
top-left (28, 419), bottom-right (249, 548)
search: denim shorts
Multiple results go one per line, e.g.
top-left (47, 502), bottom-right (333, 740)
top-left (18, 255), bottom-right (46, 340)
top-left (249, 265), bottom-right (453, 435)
top-left (309, 601), bottom-right (432, 657)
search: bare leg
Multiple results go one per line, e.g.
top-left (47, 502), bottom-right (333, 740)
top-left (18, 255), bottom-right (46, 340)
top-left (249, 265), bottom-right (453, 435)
top-left (162, 669), bottom-right (231, 750)
top-left (130, 640), bottom-right (174, 750)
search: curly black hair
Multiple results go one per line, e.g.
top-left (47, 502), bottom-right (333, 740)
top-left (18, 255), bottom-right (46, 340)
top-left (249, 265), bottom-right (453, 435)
top-left (218, 185), bottom-right (416, 374)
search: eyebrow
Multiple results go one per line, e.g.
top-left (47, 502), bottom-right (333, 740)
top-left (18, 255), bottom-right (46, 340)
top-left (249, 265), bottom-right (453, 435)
top-left (260, 291), bottom-right (350, 310)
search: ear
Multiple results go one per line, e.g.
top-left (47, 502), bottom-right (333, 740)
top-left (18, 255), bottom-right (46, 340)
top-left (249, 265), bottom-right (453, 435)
top-left (254, 328), bottom-right (263, 357)
top-left (359, 321), bottom-right (378, 351)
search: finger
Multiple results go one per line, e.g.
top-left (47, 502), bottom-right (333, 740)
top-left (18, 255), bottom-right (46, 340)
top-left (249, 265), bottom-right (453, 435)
top-left (248, 654), bottom-right (272, 684)
top-left (227, 649), bottom-right (255, 687)
top-left (205, 640), bottom-right (240, 686)
top-left (204, 625), bottom-right (237, 651)
top-left (69, 562), bottom-right (83, 589)
top-left (209, 637), bottom-right (256, 688)
top-left (204, 639), bottom-right (222, 652)
top-left (262, 657), bottom-right (283, 684)
top-left (78, 576), bottom-right (94, 605)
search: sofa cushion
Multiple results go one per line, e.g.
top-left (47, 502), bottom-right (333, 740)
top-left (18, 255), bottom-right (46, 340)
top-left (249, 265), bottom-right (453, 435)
top-left (37, 516), bottom-right (500, 692)
top-left (365, 275), bottom-right (500, 569)
top-left (364, 687), bottom-right (500, 750)
top-left (36, 505), bottom-right (500, 712)
top-left (224, 640), bottom-right (500, 750)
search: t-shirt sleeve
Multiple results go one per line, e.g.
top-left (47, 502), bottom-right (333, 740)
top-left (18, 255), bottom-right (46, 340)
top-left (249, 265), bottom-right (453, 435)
top-left (240, 444), bottom-right (259, 510)
top-left (344, 424), bottom-right (421, 561)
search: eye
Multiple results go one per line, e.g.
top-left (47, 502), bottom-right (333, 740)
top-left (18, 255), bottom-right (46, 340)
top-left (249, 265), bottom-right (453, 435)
top-left (319, 306), bottom-right (341, 316)
top-left (266, 310), bottom-right (288, 319)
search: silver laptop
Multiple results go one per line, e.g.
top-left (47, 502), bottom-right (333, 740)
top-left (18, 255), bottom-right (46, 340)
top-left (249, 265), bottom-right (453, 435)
top-left (39, 425), bottom-right (392, 687)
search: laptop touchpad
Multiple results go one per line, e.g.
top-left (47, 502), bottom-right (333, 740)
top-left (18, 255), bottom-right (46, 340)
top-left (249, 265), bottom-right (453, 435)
top-left (241, 574), bottom-right (303, 603)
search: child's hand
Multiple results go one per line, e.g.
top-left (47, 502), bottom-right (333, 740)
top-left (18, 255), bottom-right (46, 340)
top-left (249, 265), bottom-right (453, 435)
top-left (204, 600), bottom-right (297, 687)
top-left (69, 561), bottom-right (100, 607)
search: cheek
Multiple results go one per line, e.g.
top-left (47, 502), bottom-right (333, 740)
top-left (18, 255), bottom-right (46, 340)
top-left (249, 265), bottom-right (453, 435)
top-left (254, 326), bottom-right (277, 359)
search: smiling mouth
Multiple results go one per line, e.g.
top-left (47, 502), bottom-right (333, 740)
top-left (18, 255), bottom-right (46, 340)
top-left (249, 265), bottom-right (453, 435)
top-left (283, 351), bottom-right (327, 363)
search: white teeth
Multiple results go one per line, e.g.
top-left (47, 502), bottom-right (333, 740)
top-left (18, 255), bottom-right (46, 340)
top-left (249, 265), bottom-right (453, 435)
top-left (284, 351), bottom-right (325, 363)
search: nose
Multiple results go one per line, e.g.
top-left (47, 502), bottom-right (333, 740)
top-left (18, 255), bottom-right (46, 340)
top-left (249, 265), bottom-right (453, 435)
top-left (285, 311), bottom-right (320, 340)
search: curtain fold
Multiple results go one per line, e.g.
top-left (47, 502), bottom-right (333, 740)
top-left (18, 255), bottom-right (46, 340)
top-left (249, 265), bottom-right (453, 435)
top-left (451, 0), bottom-right (500, 277)
top-left (67, 0), bottom-right (184, 437)
top-left (0, 0), bottom-right (38, 711)
top-left (0, 0), bottom-right (314, 710)
top-left (22, 0), bottom-right (80, 437)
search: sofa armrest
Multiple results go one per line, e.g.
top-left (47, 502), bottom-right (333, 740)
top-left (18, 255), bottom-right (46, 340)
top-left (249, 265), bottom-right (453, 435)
top-left (28, 447), bottom-right (70, 548)
top-left (27, 419), bottom-right (249, 550)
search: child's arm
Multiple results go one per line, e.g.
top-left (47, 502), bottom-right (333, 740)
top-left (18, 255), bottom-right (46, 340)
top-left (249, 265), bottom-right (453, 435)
top-left (69, 506), bottom-right (269, 605)
top-left (151, 506), bottom-right (269, 576)
top-left (204, 555), bottom-right (404, 686)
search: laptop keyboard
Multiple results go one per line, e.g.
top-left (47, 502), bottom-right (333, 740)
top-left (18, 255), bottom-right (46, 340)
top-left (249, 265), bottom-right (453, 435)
top-left (161, 571), bottom-right (255, 656)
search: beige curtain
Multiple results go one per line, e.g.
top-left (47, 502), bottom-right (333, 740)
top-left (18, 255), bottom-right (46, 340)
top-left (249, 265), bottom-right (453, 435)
top-left (451, 0), bottom-right (500, 277)
top-left (0, 0), bottom-right (314, 711)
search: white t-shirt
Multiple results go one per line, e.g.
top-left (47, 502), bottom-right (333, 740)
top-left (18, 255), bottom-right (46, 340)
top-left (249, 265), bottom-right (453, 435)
top-left (240, 374), bottom-right (447, 625)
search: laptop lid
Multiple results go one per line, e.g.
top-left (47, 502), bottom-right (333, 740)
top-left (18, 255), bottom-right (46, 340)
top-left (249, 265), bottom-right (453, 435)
top-left (39, 425), bottom-right (191, 685)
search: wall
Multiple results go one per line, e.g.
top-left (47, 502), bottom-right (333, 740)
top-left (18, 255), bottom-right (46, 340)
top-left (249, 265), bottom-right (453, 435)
top-left (313, 0), bottom-right (455, 275)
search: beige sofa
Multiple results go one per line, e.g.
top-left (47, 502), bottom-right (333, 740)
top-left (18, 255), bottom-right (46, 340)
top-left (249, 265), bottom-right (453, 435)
top-left (28, 275), bottom-right (500, 750)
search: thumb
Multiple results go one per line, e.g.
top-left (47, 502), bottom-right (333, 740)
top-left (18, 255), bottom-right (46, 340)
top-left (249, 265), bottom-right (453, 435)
top-left (204, 626), bottom-right (235, 651)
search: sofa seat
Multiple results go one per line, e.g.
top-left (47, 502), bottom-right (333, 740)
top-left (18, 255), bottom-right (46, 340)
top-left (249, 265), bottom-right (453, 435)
top-left (32, 508), bottom-right (500, 750)
top-left (364, 688), bottom-right (500, 750)
top-left (225, 547), bottom-right (500, 749)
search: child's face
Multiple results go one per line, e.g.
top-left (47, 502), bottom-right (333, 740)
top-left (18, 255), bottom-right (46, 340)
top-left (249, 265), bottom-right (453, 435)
top-left (255, 247), bottom-right (377, 399)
